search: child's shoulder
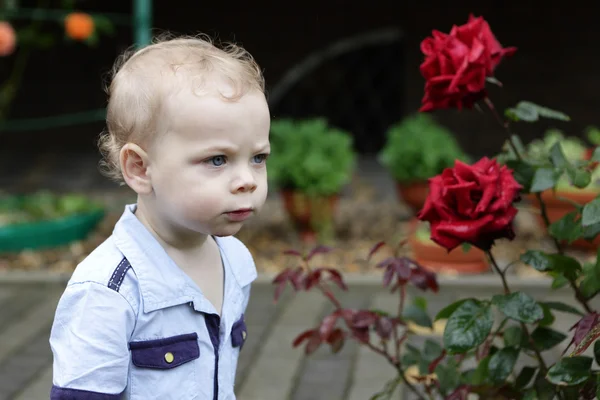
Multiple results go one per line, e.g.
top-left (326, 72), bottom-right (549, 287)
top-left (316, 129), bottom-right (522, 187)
top-left (67, 235), bottom-right (141, 307)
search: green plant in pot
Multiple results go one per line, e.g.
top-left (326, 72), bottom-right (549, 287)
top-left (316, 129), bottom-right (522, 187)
top-left (0, 191), bottom-right (105, 253)
top-left (378, 113), bottom-right (469, 213)
top-left (500, 128), bottom-right (600, 250)
top-left (268, 118), bottom-right (356, 242)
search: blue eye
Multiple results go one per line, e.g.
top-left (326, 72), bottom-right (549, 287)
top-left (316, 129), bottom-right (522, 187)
top-left (253, 154), bottom-right (268, 164)
top-left (209, 156), bottom-right (226, 166)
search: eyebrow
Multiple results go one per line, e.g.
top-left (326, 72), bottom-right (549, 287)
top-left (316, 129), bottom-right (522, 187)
top-left (203, 143), bottom-right (271, 153)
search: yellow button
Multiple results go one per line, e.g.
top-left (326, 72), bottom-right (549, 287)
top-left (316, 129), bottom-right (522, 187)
top-left (164, 352), bottom-right (174, 363)
top-left (242, 331), bottom-right (247, 340)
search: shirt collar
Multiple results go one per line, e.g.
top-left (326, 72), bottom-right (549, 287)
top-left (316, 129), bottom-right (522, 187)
top-left (112, 204), bottom-right (246, 315)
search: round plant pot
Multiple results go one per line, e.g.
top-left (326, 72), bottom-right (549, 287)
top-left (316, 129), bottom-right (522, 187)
top-left (281, 190), bottom-right (339, 243)
top-left (527, 189), bottom-right (600, 250)
top-left (396, 181), bottom-right (429, 213)
top-left (408, 233), bottom-right (489, 275)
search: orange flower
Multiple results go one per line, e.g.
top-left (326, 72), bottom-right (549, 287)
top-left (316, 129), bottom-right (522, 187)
top-left (64, 12), bottom-right (95, 41)
top-left (0, 21), bottom-right (16, 57)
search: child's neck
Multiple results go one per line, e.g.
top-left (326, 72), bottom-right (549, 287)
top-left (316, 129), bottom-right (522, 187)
top-left (134, 198), bottom-right (209, 252)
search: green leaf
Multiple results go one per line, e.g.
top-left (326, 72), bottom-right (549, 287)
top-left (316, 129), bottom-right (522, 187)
top-left (504, 325), bottom-right (527, 348)
top-left (594, 341), bottom-right (600, 365)
top-left (61, 0), bottom-right (76, 8)
top-left (566, 166), bottom-right (592, 189)
top-left (522, 390), bottom-right (537, 400)
top-left (443, 300), bottom-right (494, 354)
top-left (93, 15), bottom-right (116, 36)
top-left (530, 168), bottom-right (559, 192)
top-left (400, 344), bottom-right (420, 367)
top-left (546, 356), bottom-right (593, 386)
top-left (529, 327), bottom-right (567, 351)
top-left (461, 243), bottom-right (472, 253)
top-left (551, 273), bottom-right (570, 289)
top-left (550, 142), bottom-right (570, 169)
top-left (488, 347), bottom-right (519, 384)
top-left (582, 197), bottom-right (600, 227)
top-left (492, 292), bottom-right (544, 324)
top-left (403, 304), bottom-right (432, 328)
top-left (591, 147), bottom-right (600, 163)
top-left (435, 299), bottom-right (471, 321)
top-left (422, 339), bottom-right (443, 362)
top-left (515, 366), bottom-right (537, 389)
top-left (538, 303), bottom-right (555, 327)
top-left (541, 301), bottom-right (584, 316)
top-left (505, 159), bottom-right (537, 193)
top-left (505, 106), bottom-right (538, 122)
top-left (435, 363), bottom-right (461, 396)
top-left (548, 212), bottom-right (583, 244)
top-left (470, 355), bottom-right (491, 385)
top-left (520, 250), bottom-right (581, 281)
top-left (579, 260), bottom-right (600, 299)
top-left (517, 101), bottom-right (571, 122)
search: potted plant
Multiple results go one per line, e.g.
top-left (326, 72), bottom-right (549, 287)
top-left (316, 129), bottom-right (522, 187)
top-left (0, 191), bottom-right (105, 253)
top-left (378, 113), bottom-right (469, 213)
top-left (507, 129), bottom-right (600, 250)
top-left (268, 118), bottom-right (356, 242)
top-left (408, 219), bottom-right (489, 275)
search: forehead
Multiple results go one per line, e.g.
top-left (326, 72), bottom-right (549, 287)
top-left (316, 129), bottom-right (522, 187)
top-left (162, 86), bottom-right (270, 143)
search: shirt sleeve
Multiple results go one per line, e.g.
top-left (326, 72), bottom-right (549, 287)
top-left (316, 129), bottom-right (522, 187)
top-left (50, 281), bottom-right (136, 399)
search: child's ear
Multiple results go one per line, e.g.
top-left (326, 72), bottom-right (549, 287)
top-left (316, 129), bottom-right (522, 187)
top-left (120, 143), bottom-right (153, 195)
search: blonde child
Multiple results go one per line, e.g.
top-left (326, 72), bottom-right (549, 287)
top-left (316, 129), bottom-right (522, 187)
top-left (49, 35), bottom-right (270, 400)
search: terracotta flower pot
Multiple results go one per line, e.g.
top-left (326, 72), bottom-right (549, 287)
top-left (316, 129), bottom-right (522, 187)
top-left (527, 190), bottom-right (600, 250)
top-left (396, 181), bottom-right (429, 213)
top-left (408, 219), bottom-right (489, 274)
top-left (281, 191), bottom-right (339, 243)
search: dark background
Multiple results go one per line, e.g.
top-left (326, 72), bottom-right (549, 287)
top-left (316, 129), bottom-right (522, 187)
top-left (0, 0), bottom-right (597, 159)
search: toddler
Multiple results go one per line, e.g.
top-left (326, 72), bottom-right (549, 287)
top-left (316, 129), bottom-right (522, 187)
top-left (49, 34), bottom-right (270, 400)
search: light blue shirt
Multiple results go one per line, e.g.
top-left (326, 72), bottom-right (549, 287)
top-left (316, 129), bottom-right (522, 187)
top-left (49, 204), bottom-right (257, 400)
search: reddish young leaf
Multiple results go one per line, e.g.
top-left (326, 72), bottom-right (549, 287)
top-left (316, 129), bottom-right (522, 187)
top-left (293, 329), bottom-right (317, 347)
top-left (428, 349), bottom-right (447, 373)
top-left (327, 328), bottom-right (345, 353)
top-left (567, 312), bottom-right (600, 355)
top-left (375, 316), bottom-right (394, 340)
top-left (323, 290), bottom-right (340, 306)
top-left (304, 270), bottom-right (323, 290)
top-left (305, 331), bottom-right (322, 355)
top-left (272, 267), bottom-right (293, 284)
top-left (289, 267), bottom-right (305, 290)
top-left (376, 257), bottom-right (395, 269)
top-left (306, 245), bottom-right (334, 261)
top-left (352, 310), bottom-right (377, 328)
top-left (409, 265), bottom-right (439, 293)
top-left (324, 268), bottom-right (348, 290)
top-left (352, 326), bottom-right (370, 343)
top-left (569, 313), bottom-right (600, 348)
top-left (319, 312), bottom-right (340, 341)
top-left (394, 258), bottom-right (412, 282)
top-left (367, 241), bottom-right (386, 260)
top-left (283, 249), bottom-right (303, 258)
top-left (382, 266), bottom-right (395, 288)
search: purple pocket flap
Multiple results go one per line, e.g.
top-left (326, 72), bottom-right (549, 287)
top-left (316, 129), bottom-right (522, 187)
top-left (231, 315), bottom-right (247, 348)
top-left (129, 333), bottom-right (199, 369)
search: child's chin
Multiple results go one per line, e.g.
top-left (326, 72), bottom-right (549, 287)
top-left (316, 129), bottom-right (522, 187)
top-left (211, 225), bottom-right (243, 237)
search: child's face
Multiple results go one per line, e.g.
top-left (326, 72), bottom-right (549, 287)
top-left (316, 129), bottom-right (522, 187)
top-left (146, 88), bottom-right (271, 237)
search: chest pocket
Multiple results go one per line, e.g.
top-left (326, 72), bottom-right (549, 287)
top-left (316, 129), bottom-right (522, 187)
top-left (129, 333), bottom-right (200, 399)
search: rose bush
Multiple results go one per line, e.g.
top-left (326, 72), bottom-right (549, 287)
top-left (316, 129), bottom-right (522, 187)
top-left (272, 14), bottom-right (600, 400)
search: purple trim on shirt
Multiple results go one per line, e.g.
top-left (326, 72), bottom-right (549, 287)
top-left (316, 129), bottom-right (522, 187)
top-left (231, 314), bottom-right (247, 348)
top-left (205, 314), bottom-right (221, 400)
top-left (107, 258), bottom-right (131, 292)
top-left (51, 386), bottom-right (121, 400)
top-left (129, 333), bottom-right (199, 369)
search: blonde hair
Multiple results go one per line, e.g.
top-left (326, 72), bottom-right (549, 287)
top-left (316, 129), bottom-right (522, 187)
top-left (98, 33), bottom-right (266, 183)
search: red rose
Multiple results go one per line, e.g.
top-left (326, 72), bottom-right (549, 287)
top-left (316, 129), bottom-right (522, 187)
top-left (417, 157), bottom-right (522, 251)
top-left (419, 15), bottom-right (517, 112)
